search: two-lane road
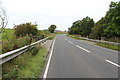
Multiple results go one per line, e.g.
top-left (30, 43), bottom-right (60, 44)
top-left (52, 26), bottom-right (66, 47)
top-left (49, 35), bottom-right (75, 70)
top-left (44, 34), bottom-right (119, 78)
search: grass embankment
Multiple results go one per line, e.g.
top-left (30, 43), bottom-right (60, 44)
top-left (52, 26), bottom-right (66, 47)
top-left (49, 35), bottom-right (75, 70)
top-left (2, 29), bottom-right (14, 41)
top-left (2, 29), bottom-right (33, 53)
top-left (2, 45), bottom-right (48, 79)
top-left (67, 34), bottom-right (84, 40)
top-left (96, 42), bottom-right (120, 51)
top-left (68, 34), bottom-right (119, 51)
top-left (2, 29), bottom-right (55, 79)
top-left (104, 38), bottom-right (120, 43)
top-left (49, 34), bottom-right (56, 40)
top-left (2, 29), bottom-right (53, 54)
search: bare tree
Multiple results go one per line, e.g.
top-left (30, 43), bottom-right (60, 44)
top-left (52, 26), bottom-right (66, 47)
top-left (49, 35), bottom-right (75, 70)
top-left (0, 8), bottom-right (8, 33)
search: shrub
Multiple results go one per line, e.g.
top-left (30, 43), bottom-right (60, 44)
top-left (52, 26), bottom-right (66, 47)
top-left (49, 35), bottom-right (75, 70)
top-left (31, 44), bottom-right (42, 56)
top-left (2, 35), bottom-right (35, 53)
top-left (14, 22), bottom-right (38, 38)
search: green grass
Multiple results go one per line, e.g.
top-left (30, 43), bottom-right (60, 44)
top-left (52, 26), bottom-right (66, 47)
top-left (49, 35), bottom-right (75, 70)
top-left (2, 47), bottom-right (48, 79)
top-left (17, 48), bottom-right (47, 78)
top-left (49, 34), bottom-right (56, 40)
top-left (105, 38), bottom-right (120, 43)
top-left (96, 42), bottom-right (120, 51)
top-left (67, 34), bottom-right (84, 40)
top-left (2, 29), bottom-right (14, 41)
top-left (68, 34), bottom-right (119, 51)
top-left (2, 35), bottom-right (33, 53)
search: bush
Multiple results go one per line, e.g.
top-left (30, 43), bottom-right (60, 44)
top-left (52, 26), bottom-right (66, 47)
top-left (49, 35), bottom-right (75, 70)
top-left (14, 22), bottom-right (38, 38)
top-left (2, 35), bottom-right (34, 53)
top-left (31, 44), bottom-right (42, 56)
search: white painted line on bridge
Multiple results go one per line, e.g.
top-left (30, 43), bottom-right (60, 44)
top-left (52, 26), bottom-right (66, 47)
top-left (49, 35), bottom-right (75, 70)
top-left (76, 45), bottom-right (91, 53)
top-left (43, 37), bottom-right (56, 79)
top-left (106, 60), bottom-right (120, 67)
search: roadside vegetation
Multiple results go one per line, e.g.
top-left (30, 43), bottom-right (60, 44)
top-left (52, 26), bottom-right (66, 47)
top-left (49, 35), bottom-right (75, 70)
top-left (49, 34), bottom-right (56, 40)
top-left (2, 23), bottom-right (53, 54)
top-left (68, 1), bottom-right (120, 43)
top-left (48, 25), bottom-right (56, 33)
top-left (67, 1), bottom-right (120, 51)
top-left (96, 42), bottom-right (120, 51)
top-left (68, 34), bottom-right (119, 51)
top-left (2, 29), bottom-right (14, 41)
top-left (67, 34), bottom-right (84, 40)
top-left (2, 45), bottom-right (48, 79)
top-left (2, 22), bottom-right (56, 79)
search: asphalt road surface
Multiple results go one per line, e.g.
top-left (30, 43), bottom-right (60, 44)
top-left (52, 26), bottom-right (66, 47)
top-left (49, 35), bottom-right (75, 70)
top-left (44, 34), bottom-right (119, 78)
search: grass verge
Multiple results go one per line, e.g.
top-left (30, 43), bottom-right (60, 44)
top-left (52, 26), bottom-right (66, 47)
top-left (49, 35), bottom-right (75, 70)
top-left (49, 34), bottom-right (56, 40)
top-left (2, 45), bottom-right (47, 79)
top-left (68, 34), bottom-right (119, 51)
top-left (96, 42), bottom-right (120, 51)
top-left (67, 34), bottom-right (84, 40)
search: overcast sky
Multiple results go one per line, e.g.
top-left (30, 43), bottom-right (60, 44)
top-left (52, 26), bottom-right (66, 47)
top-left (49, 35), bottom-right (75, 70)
top-left (1, 0), bottom-right (119, 30)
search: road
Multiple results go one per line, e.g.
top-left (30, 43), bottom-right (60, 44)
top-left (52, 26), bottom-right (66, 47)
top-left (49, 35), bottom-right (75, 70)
top-left (44, 34), bottom-right (119, 78)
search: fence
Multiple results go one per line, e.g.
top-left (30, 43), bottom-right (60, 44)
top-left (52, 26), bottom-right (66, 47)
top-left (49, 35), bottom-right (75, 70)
top-left (0, 36), bottom-right (52, 64)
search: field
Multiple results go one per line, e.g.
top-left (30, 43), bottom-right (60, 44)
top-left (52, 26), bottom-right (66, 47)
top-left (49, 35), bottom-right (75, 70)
top-left (2, 29), bottom-right (52, 53)
top-left (2, 29), bottom-right (14, 41)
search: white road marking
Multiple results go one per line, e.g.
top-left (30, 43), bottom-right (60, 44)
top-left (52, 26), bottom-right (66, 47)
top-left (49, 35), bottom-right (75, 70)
top-left (65, 39), bottom-right (68, 41)
top-left (43, 37), bottom-right (56, 78)
top-left (65, 38), bottom-right (74, 44)
top-left (106, 60), bottom-right (120, 67)
top-left (76, 45), bottom-right (90, 53)
top-left (68, 41), bottom-right (74, 44)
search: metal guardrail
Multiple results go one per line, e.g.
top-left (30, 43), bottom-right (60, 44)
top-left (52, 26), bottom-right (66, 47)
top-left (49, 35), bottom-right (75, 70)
top-left (0, 36), bottom-right (52, 64)
top-left (79, 37), bottom-right (120, 46)
top-left (70, 35), bottom-right (120, 46)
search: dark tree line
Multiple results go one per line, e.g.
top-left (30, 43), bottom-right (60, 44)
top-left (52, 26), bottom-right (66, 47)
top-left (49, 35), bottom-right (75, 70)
top-left (68, 16), bottom-right (94, 37)
top-left (90, 1), bottom-right (120, 39)
top-left (68, 1), bottom-right (120, 40)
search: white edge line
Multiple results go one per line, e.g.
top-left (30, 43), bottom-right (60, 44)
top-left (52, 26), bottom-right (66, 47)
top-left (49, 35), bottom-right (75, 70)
top-left (76, 45), bottom-right (90, 53)
top-left (106, 60), bottom-right (120, 67)
top-left (43, 37), bottom-right (56, 79)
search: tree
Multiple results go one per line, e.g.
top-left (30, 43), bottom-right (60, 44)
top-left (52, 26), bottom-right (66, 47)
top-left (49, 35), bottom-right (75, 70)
top-left (90, 17), bottom-right (105, 39)
top-left (103, 1), bottom-right (120, 38)
top-left (14, 22), bottom-right (38, 37)
top-left (80, 16), bottom-right (94, 37)
top-left (68, 16), bottom-right (94, 37)
top-left (48, 25), bottom-right (57, 33)
top-left (90, 1), bottom-right (120, 39)
top-left (0, 8), bottom-right (8, 33)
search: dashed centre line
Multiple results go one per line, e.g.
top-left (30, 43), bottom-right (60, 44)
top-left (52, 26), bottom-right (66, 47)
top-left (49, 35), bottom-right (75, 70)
top-left (76, 45), bottom-right (91, 53)
top-left (68, 41), bottom-right (74, 44)
top-left (106, 60), bottom-right (120, 67)
top-left (65, 38), bottom-right (91, 53)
